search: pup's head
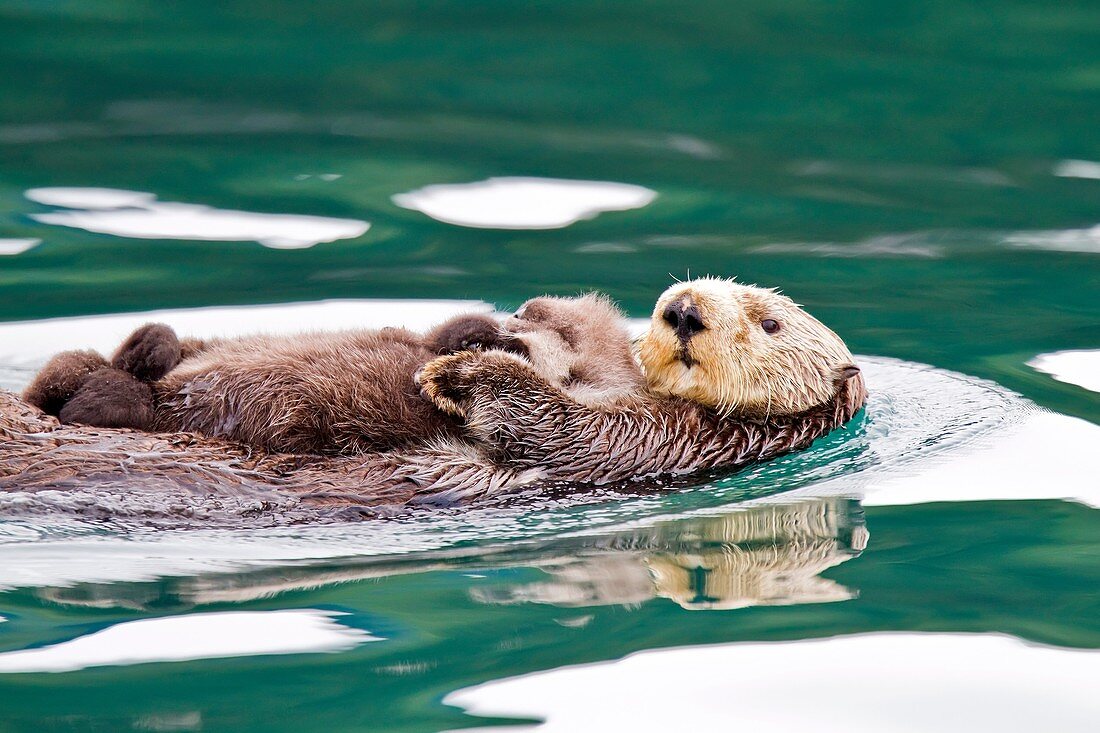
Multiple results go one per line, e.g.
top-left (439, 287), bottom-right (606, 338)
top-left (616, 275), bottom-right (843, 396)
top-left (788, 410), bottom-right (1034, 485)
top-left (639, 277), bottom-right (861, 416)
top-left (504, 294), bottom-right (644, 398)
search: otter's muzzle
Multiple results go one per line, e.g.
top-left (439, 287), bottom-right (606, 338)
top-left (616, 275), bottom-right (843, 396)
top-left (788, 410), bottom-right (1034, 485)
top-left (662, 298), bottom-right (706, 344)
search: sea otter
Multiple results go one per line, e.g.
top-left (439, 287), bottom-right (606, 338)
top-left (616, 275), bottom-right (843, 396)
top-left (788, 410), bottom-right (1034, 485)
top-left (414, 276), bottom-right (866, 489)
top-left (1, 279), bottom-right (865, 526)
top-left (23, 294), bottom-right (642, 455)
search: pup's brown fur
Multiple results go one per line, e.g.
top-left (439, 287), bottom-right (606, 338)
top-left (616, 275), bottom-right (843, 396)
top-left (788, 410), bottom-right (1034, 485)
top-left (27, 301), bottom-right (642, 456)
top-left (23, 350), bottom-right (109, 416)
top-left (152, 300), bottom-right (640, 454)
top-left (425, 294), bottom-right (645, 416)
top-left (503, 294), bottom-right (645, 405)
top-left (60, 368), bottom-right (154, 429)
top-left (111, 323), bottom-right (181, 382)
top-left (24, 323), bottom-right (189, 425)
top-left (25, 313), bottom-right (511, 449)
top-left (154, 327), bottom-right (469, 453)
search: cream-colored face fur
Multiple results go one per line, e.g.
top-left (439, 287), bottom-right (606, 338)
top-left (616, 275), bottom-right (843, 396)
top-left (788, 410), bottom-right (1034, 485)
top-left (639, 278), bottom-right (858, 416)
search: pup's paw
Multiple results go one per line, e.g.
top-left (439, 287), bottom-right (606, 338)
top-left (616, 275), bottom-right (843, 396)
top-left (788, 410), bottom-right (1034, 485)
top-left (112, 323), bottom-right (182, 382)
top-left (59, 368), bottom-right (155, 429)
top-left (424, 314), bottom-right (503, 355)
top-left (22, 350), bottom-right (109, 416)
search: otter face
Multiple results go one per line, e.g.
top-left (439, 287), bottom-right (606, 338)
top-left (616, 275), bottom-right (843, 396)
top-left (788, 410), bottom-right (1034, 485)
top-left (639, 278), bottom-right (860, 416)
top-left (504, 294), bottom-right (643, 396)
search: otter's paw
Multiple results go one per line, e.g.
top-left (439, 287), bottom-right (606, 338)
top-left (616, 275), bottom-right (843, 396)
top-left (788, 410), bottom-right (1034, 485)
top-left (22, 350), bottom-right (109, 416)
top-left (416, 352), bottom-right (478, 417)
top-left (59, 368), bottom-right (155, 429)
top-left (425, 314), bottom-right (518, 355)
top-left (416, 350), bottom-right (528, 417)
top-left (112, 323), bottom-right (182, 382)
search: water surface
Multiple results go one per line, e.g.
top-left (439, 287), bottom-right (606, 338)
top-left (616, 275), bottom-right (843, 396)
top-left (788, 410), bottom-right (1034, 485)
top-left (0, 0), bottom-right (1098, 730)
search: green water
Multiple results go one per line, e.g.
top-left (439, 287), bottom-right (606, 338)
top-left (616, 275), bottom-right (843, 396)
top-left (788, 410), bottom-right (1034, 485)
top-left (0, 0), bottom-right (1098, 730)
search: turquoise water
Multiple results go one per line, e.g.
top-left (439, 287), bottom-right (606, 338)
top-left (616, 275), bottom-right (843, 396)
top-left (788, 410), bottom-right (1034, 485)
top-left (1, 0), bottom-right (1098, 730)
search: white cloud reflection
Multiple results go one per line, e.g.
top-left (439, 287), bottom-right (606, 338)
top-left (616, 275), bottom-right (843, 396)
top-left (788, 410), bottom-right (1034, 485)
top-left (1053, 159), bottom-right (1100, 179)
top-left (1005, 226), bottom-right (1100, 254)
top-left (0, 610), bottom-right (377, 674)
top-left (0, 238), bottom-right (41, 256)
top-left (860, 411), bottom-right (1100, 509)
top-left (1029, 349), bottom-right (1100, 393)
top-left (445, 633), bottom-right (1100, 732)
top-left (392, 177), bottom-right (656, 229)
top-left (26, 187), bottom-right (370, 249)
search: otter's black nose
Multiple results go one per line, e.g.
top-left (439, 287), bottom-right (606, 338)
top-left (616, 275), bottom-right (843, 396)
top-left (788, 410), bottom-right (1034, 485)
top-left (662, 300), bottom-right (706, 342)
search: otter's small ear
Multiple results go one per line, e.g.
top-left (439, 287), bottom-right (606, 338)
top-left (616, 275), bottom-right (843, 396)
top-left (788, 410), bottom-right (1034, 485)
top-left (836, 364), bottom-right (861, 381)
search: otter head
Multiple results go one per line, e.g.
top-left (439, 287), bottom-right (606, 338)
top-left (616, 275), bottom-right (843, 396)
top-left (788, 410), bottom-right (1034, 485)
top-left (504, 294), bottom-right (644, 400)
top-left (639, 278), bottom-right (861, 417)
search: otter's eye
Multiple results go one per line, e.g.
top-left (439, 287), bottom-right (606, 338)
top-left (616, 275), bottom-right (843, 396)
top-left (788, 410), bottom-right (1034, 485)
top-left (761, 319), bottom-right (781, 334)
top-left (513, 307), bottom-right (526, 320)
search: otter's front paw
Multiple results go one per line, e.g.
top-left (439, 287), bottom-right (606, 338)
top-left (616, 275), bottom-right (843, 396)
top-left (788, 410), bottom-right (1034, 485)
top-left (416, 352), bottom-right (481, 417)
top-left (416, 350), bottom-right (526, 417)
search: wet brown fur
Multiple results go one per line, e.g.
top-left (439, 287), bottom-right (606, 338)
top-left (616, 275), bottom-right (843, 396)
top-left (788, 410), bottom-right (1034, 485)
top-left (22, 349), bottom-right (108, 416)
top-left (31, 313), bottom-right (515, 452)
top-left (60, 368), bottom-right (154, 429)
top-left (26, 303), bottom-right (639, 455)
top-left (5, 280), bottom-right (867, 526)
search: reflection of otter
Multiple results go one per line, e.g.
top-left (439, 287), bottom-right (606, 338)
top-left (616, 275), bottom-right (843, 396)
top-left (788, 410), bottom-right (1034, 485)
top-left (473, 499), bottom-right (868, 610)
top-left (36, 498), bottom-right (867, 612)
top-left (1, 279), bottom-right (865, 525)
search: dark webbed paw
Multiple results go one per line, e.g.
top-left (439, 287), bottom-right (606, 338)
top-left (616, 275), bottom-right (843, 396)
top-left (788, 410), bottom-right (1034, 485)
top-left (59, 368), bottom-right (155, 429)
top-left (425, 314), bottom-right (528, 357)
top-left (416, 350), bottom-right (529, 417)
top-left (112, 323), bottom-right (182, 382)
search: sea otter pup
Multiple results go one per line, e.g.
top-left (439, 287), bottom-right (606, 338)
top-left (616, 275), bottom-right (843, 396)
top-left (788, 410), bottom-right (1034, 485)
top-left (24, 295), bottom-right (643, 455)
top-left (415, 277), bottom-right (866, 486)
top-left (23, 315), bottom-right (509, 444)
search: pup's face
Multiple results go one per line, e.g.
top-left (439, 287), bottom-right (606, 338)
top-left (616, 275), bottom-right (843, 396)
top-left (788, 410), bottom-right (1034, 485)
top-left (639, 278), bottom-right (859, 416)
top-left (503, 294), bottom-right (636, 388)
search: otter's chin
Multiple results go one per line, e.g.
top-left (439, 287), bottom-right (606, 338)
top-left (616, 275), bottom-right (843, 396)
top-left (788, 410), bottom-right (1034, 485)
top-left (676, 348), bottom-right (697, 369)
